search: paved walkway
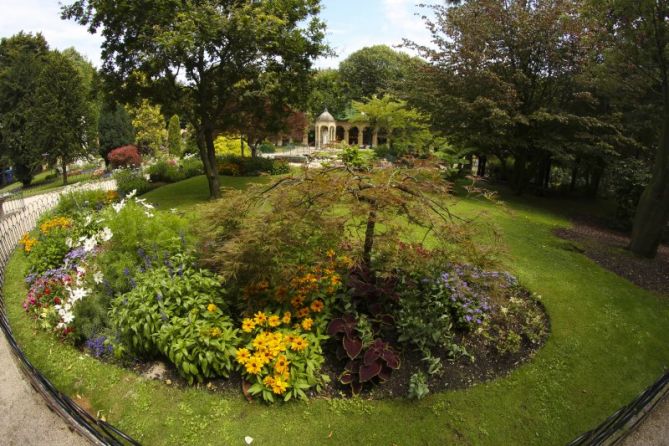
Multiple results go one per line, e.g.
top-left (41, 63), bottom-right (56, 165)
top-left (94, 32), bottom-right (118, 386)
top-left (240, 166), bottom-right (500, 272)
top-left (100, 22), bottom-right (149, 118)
top-left (0, 180), bottom-right (115, 446)
top-left (622, 395), bottom-right (669, 446)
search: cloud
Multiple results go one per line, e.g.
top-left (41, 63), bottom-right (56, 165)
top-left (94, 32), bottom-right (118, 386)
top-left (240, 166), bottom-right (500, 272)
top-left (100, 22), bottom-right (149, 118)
top-left (0, 0), bottom-right (103, 66)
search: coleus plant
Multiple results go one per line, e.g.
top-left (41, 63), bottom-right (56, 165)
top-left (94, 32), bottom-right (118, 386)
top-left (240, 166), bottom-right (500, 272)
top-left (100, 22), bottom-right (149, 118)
top-left (328, 314), bottom-right (400, 394)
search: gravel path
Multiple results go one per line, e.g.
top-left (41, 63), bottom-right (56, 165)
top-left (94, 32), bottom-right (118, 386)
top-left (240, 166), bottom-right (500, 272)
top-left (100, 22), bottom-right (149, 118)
top-left (0, 180), bottom-right (116, 446)
top-left (622, 394), bottom-right (669, 445)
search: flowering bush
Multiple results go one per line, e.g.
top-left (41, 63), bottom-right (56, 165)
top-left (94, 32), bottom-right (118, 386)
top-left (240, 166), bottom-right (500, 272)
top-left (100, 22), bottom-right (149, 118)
top-left (19, 233), bottom-right (37, 253)
top-left (108, 145), bottom-right (142, 168)
top-left (237, 310), bottom-right (328, 402)
top-left (112, 169), bottom-right (151, 197)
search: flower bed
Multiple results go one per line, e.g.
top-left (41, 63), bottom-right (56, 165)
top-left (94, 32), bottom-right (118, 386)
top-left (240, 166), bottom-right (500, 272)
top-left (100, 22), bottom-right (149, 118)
top-left (16, 163), bottom-right (549, 404)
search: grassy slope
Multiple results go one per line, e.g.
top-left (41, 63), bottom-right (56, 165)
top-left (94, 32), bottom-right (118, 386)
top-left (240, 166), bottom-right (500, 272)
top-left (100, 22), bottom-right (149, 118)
top-left (142, 175), bottom-right (271, 210)
top-left (1, 170), bottom-right (96, 197)
top-left (4, 178), bottom-right (669, 445)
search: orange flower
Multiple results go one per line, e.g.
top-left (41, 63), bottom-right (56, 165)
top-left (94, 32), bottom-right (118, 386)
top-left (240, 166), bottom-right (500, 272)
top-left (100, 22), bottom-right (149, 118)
top-left (301, 318), bottom-right (313, 331)
top-left (310, 300), bottom-right (324, 313)
top-left (297, 307), bottom-right (310, 318)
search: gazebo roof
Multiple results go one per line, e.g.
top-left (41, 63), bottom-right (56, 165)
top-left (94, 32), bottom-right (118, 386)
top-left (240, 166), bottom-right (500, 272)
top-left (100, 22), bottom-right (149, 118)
top-left (316, 109), bottom-right (336, 123)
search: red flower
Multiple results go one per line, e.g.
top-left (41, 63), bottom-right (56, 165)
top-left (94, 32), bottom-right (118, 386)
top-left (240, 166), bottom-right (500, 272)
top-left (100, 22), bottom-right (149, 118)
top-left (53, 297), bottom-right (61, 305)
top-left (44, 288), bottom-right (51, 295)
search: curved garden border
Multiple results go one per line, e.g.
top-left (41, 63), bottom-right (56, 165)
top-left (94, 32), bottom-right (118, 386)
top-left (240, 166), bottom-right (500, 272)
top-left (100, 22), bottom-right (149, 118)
top-left (0, 182), bottom-right (140, 446)
top-left (0, 180), bottom-right (666, 446)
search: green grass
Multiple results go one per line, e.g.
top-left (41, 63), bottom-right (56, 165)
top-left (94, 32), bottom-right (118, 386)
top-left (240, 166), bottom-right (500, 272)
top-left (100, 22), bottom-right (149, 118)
top-left (1, 170), bottom-right (97, 197)
top-left (142, 175), bottom-right (272, 210)
top-left (4, 178), bottom-right (669, 445)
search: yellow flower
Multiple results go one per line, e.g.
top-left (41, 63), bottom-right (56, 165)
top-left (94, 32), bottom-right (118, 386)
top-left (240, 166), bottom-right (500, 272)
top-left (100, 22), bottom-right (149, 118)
top-left (274, 355), bottom-right (290, 375)
top-left (245, 356), bottom-right (263, 375)
top-left (252, 336), bottom-right (268, 351)
top-left (310, 300), bottom-right (324, 313)
top-left (210, 327), bottom-right (222, 338)
top-left (282, 311), bottom-right (292, 324)
top-left (207, 303), bottom-right (218, 313)
top-left (254, 311), bottom-right (267, 326)
top-left (236, 348), bottom-right (251, 365)
top-left (242, 318), bottom-right (256, 333)
top-left (290, 336), bottom-right (308, 352)
top-left (301, 318), bottom-right (313, 331)
top-left (263, 375), bottom-right (275, 387)
top-left (326, 249), bottom-right (336, 258)
top-left (39, 216), bottom-right (72, 234)
top-left (297, 307), bottom-right (310, 319)
top-left (268, 315), bottom-right (281, 327)
top-left (253, 352), bottom-right (270, 367)
top-left (271, 376), bottom-right (288, 395)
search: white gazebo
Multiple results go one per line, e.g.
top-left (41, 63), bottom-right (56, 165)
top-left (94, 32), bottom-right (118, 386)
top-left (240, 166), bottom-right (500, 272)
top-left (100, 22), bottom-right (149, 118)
top-left (315, 109), bottom-right (337, 149)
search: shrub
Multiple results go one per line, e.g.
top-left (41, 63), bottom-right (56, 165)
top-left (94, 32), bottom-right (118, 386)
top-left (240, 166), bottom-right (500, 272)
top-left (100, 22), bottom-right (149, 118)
top-left (216, 155), bottom-right (289, 176)
top-left (181, 156), bottom-right (204, 178)
top-left (112, 169), bottom-right (151, 197)
top-left (110, 257), bottom-right (239, 383)
top-left (258, 142), bottom-right (276, 154)
top-left (147, 159), bottom-right (185, 183)
top-left (108, 145), bottom-right (142, 169)
top-left (215, 135), bottom-right (249, 157)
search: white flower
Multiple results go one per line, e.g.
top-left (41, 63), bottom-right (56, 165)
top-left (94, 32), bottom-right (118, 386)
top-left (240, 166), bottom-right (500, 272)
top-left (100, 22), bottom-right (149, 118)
top-left (83, 237), bottom-right (97, 253)
top-left (126, 190), bottom-right (137, 199)
top-left (170, 208), bottom-right (177, 213)
top-left (112, 199), bottom-right (126, 213)
top-left (84, 215), bottom-right (93, 227)
top-left (65, 237), bottom-right (74, 248)
top-left (244, 437), bottom-right (254, 445)
top-left (98, 227), bottom-right (113, 242)
top-left (61, 311), bottom-right (75, 324)
top-left (93, 271), bottom-right (104, 284)
top-left (68, 287), bottom-right (89, 304)
top-left (76, 266), bottom-right (87, 276)
top-left (145, 211), bottom-right (154, 218)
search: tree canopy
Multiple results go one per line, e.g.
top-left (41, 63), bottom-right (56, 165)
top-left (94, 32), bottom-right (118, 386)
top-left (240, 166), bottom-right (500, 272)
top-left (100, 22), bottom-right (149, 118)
top-left (63, 0), bottom-right (329, 198)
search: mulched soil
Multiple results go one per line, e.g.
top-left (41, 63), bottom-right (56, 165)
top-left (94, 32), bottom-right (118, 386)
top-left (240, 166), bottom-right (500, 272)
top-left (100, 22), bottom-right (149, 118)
top-left (554, 216), bottom-right (669, 296)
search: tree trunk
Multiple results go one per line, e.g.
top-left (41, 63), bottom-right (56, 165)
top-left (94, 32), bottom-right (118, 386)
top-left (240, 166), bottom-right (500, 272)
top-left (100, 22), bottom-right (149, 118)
top-left (629, 115), bottom-right (669, 257)
top-left (570, 161), bottom-right (579, 193)
top-left (512, 152), bottom-right (528, 194)
top-left (62, 159), bottom-right (68, 186)
top-left (362, 208), bottom-right (377, 268)
top-left (198, 127), bottom-right (221, 199)
top-left (476, 155), bottom-right (487, 177)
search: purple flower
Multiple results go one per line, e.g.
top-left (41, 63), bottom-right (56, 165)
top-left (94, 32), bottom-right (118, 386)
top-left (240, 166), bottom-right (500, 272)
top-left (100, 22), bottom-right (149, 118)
top-left (85, 336), bottom-right (113, 358)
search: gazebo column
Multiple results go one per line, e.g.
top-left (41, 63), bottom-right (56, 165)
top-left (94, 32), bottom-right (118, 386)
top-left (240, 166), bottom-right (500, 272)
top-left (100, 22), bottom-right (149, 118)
top-left (358, 127), bottom-right (364, 146)
top-left (303, 128), bottom-right (309, 146)
top-left (372, 129), bottom-right (378, 147)
top-left (344, 127), bottom-right (349, 145)
top-left (315, 126), bottom-right (320, 149)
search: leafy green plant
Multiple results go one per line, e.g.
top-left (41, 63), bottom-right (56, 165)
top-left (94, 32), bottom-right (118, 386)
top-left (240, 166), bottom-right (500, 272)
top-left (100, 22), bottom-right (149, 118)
top-left (55, 189), bottom-right (118, 217)
top-left (112, 168), bottom-right (151, 196)
top-left (27, 227), bottom-right (71, 274)
top-left (110, 257), bottom-right (239, 383)
top-left (408, 371), bottom-right (430, 400)
top-left (147, 159), bottom-right (185, 183)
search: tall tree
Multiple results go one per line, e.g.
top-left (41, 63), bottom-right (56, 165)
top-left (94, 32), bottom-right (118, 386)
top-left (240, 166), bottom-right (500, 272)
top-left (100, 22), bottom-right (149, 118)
top-left (131, 99), bottom-right (167, 155)
top-left (586, 0), bottom-right (669, 258)
top-left (167, 114), bottom-right (182, 156)
top-left (28, 51), bottom-right (95, 185)
top-left (339, 45), bottom-right (420, 101)
top-left (0, 32), bottom-right (50, 186)
top-left (306, 69), bottom-right (350, 119)
top-left (98, 103), bottom-right (135, 163)
top-left (63, 0), bottom-right (328, 199)
top-left (406, 0), bottom-right (608, 193)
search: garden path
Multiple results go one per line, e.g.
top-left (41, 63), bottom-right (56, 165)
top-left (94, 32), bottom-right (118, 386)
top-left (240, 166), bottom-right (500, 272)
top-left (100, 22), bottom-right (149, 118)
top-left (0, 179), bottom-right (115, 446)
top-left (622, 394), bottom-right (669, 446)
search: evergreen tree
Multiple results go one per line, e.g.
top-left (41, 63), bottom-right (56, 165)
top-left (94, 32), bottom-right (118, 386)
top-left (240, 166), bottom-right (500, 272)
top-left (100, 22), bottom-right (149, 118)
top-left (28, 51), bottom-right (95, 185)
top-left (98, 103), bottom-right (134, 163)
top-left (167, 114), bottom-right (182, 156)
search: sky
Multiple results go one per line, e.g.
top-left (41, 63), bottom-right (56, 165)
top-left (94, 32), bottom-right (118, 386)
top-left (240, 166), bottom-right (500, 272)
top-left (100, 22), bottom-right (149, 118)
top-left (0, 0), bottom-right (434, 69)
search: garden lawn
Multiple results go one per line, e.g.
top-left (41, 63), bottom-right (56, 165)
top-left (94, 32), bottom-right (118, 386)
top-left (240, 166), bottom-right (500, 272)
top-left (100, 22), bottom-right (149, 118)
top-left (4, 182), bottom-right (669, 445)
top-left (142, 174), bottom-right (272, 210)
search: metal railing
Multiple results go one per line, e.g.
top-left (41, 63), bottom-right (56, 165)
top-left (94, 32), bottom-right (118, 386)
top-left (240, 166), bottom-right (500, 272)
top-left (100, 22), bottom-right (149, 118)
top-left (0, 180), bottom-right (140, 446)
